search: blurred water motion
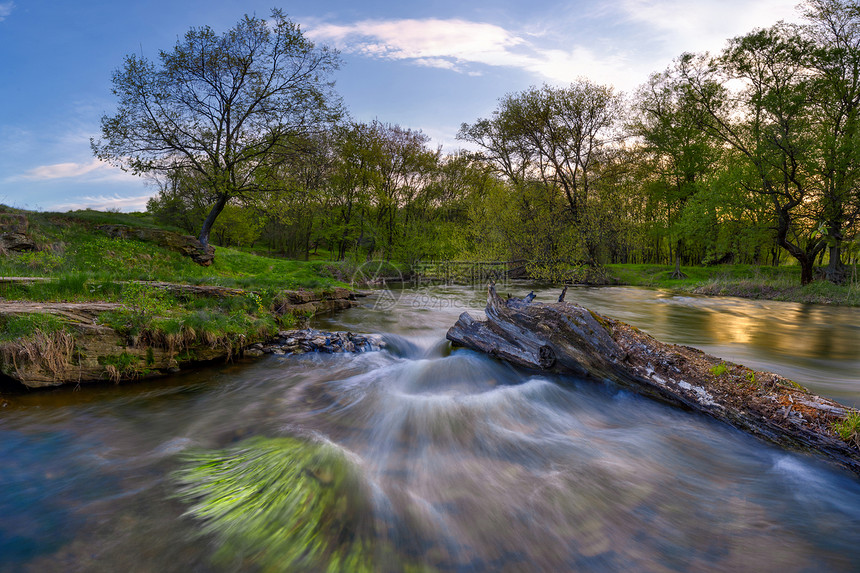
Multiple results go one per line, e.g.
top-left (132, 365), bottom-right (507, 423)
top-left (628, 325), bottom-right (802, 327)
top-left (2, 285), bottom-right (860, 571)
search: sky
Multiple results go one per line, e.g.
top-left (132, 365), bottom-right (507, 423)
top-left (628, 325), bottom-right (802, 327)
top-left (0, 0), bottom-right (805, 213)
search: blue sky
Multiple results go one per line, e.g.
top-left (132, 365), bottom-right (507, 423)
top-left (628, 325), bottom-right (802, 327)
top-left (0, 0), bottom-right (803, 212)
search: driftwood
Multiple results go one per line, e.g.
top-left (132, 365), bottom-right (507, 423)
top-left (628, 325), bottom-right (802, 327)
top-left (447, 286), bottom-right (860, 477)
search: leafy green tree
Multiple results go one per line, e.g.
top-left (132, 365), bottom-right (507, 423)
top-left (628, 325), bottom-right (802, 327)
top-left (802, 0), bottom-right (860, 282)
top-left (257, 132), bottom-right (338, 258)
top-left (93, 9), bottom-right (341, 249)
top-left (630, 68), bottom-right (721, 276)
top-left (460, 82), bottom-right (619, 221)
top-left (459, 81), bottom-right (621, 265)
top-left (146, 168), bottom-right (212, 234)
top-left (679, 25), bottom-right (825, 284)
top-left (211, 205), bottom-right (263, 247)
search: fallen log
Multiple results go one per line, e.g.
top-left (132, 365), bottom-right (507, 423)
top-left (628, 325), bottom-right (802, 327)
top-left (447, 285), bottom-right (860, 477)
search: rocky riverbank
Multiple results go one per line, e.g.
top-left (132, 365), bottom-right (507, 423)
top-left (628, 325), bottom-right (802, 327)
top-left (0, 287), bottom-right (368, 389)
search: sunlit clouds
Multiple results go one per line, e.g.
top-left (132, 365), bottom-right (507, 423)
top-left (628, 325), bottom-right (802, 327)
top-left (618, 0), bottom-right (803, 56)
top-left (51, 193), bottom-right (154, 212)
top-left (10, 159), bottom-right (136, 183)
top-left (307, 0), bottom-right (802, 91)
top-left (16, 160), bottom-right (104, 181)
top-left (307, 18), bottom-right (630, 88)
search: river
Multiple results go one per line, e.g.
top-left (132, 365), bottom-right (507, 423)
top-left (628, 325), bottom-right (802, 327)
top-left (1, 284), bottom-right (859, 571)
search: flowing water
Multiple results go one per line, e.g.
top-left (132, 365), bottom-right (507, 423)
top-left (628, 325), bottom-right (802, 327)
top-left (1, 285), bottom-right (859, 572)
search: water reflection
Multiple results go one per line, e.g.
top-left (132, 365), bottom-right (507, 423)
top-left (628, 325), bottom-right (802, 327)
top-left (1, 285), bottom-right (859, 572)
top-left (500, 285), bottom-right (860, 406)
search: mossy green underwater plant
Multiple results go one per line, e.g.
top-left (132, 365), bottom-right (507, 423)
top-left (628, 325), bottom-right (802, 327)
top-left (174, 436), bottom-right (378, 572)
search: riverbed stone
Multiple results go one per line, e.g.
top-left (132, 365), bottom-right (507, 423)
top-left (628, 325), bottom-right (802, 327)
top-left (258, 329), bottom-right (385, 356)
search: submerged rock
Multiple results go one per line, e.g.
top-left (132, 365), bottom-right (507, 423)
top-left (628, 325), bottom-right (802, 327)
top-left (253, 329), bottom-right (386, 356)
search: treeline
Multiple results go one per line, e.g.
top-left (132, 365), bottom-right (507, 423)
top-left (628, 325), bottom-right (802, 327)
top-left (146, 0), bottom-right (860, 284)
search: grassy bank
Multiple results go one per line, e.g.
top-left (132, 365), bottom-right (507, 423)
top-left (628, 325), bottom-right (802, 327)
top-left (606, 263), bottom-right (860, 306)
top-left (0, 208), bottom-right (357, 386)
top-left (1, 209), bottom-right (346, 293)
top-left (0, 209), bottom-right (348, 349)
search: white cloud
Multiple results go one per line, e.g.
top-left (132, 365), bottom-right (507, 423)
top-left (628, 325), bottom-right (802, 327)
top-left (306, 3), bottom-right (806, 92)
top-left (51, 193), bottom-right (155, 213)
top-left (0, 2), bottom-right (14, 22)
top-left (17, 160), bottom-right (103, 180)
top-left (310, 19), bottom-right (523, 71)
top-left (308, 18), bottom-right (632, 88)
top-left (618, 0), bottom-right (803, 56)
top-left (9, 159), bottom-right (137, 183)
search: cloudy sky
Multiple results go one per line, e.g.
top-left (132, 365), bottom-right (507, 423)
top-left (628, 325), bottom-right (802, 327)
top-left (0, 0), bottom-right (804, 212)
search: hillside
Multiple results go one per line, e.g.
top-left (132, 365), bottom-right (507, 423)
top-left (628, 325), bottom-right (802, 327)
top-left (0, 206), bottom-right (355, 388)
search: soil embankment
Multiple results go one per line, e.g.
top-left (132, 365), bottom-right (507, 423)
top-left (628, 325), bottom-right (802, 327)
top-left (0, 287), bottom-right (361, 388)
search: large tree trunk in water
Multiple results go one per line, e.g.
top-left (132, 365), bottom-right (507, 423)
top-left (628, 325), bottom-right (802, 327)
top-left (447, 286), bottom-right (860, 477)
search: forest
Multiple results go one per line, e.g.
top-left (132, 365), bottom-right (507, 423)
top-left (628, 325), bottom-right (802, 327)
top-left (101, 1), bottom-right (860, 287)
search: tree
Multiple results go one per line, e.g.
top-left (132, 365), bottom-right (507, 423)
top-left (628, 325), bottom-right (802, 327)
top-left (679, 25), bottom-right (826, 284)
top-left (802, 0), bottom-right (860, 282)
top-left (93, 9), bottom-right (342, 249)
top-left (630, 68), bottom-right (722, 276)
top-left (458, 81), bottom-right (621, 264)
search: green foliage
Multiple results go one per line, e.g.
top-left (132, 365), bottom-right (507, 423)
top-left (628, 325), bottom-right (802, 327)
top-left (117, 283), bottom-right (176, 334)
top-left (93, 10), bottom-right (342, 247)
top-left (97, 352), bottom-right (138, 369)
top-left (174, 436), bottom-right (378, 572)
top-left (0, 313), bottom-right (67, 343)
top-left (96, 351), bottom-right (161, 382)
top-left (15, 251), bottom-right (64, 271)
top-left (831, 411), bottom-right (860, 446)
top-left (0, 210), bottom-right (347, 293)
top-left (170, 308), bottom-right (277, 345)
top-left (60, 209), bottom-right (169, 229)
top-left (710, 363), bottom-right (728, 377)
top-left (70, 235), bottom-right (169, 278)
top-left (211, 204), bottom-right (263, 248)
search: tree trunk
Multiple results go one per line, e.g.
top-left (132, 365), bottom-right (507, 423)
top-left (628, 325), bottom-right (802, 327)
top-left (671, 240), bottom-right (686, 279)
top-left (800, 257), bottom-right (815, 286)
top-left (824, 244), bottom-right (848, 284)
top-left (199, 194), bottom-right (230, 248)
top-left (447, 286), bottom-right (860, 477)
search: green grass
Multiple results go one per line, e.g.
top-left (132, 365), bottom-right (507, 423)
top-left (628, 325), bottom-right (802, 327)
top-left (831, 411), bottom-right (860, 446)
top-left (0, 209), bottom-right (347, 377)
top-left (0, 209), bottom-right (349, 299)
top-left (59, 209), bottom-right (182, 231)
top-left (97, 283), bottom-right (283, 353)
top-left (605, 263), bottom-right (799, 288)
top-left (0, 313), bottom-right (68, 343)
top-left (605, 263), bottom-right (860, 306)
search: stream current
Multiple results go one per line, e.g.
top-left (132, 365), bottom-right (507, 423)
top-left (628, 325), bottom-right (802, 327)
top-left (1, 285), bottom-right (859, 571)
